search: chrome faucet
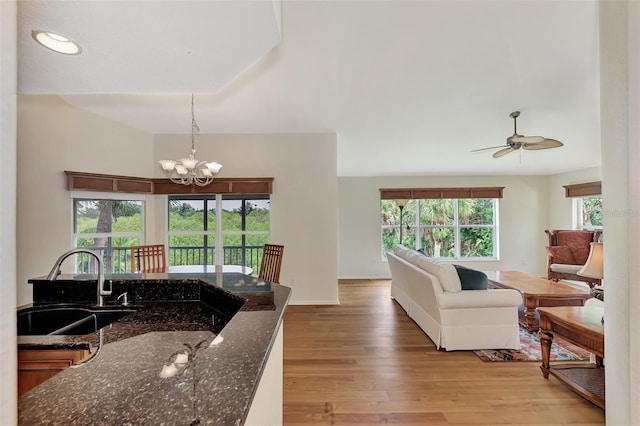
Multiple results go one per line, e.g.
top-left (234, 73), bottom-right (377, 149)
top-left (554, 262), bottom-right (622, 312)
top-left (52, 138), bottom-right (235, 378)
top-left (46, 248), bottom-right (112, 306)
top-left (116, 292), bottom-right (129, 306)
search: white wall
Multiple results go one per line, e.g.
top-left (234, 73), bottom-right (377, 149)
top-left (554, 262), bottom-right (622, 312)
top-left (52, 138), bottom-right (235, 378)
top-left (0, 1), bottom-right (17, 424)
top-left (16, 96), bottom-right (339, 306)
top-left (600, 1), bottom-right (637, 423)
top-left (16, 95), bottom-right (155, 306)
top-left (154, 133), bottom-right (339, 305)
top-left (338, 175), bottom-right (551, 278)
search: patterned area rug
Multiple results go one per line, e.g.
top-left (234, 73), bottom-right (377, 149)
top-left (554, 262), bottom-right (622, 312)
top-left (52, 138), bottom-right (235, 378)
top-left (474, 327), bottom-right (591, 362)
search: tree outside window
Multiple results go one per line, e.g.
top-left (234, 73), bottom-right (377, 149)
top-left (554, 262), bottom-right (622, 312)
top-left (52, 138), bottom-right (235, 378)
top-left (73, 199), bottom-right (144, 273)
top-left (168, 195), bottom-right (270, 271)
top-left (381, 198), bottom-right (497, 259)
top-left (579, 195), bottom-right (603, 230)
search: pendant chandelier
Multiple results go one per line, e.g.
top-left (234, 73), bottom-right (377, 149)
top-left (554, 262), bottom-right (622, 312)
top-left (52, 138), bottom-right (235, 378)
top-left (158, 94), bottom-right (222, 186)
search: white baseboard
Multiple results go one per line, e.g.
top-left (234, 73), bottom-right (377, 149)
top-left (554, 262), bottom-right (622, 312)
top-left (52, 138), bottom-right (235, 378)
top-left (289, 298), bottom-right (340, 305)
top-left (338, 275), bottom-right (391, 280)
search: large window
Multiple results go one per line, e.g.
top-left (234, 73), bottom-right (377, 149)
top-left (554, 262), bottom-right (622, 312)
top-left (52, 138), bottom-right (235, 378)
top-left (73, 198), bottom-right (144, 273)
top-left (168, 195), bottom-right (270, 271)
top-left (381, 198), bottom-right (498, 260)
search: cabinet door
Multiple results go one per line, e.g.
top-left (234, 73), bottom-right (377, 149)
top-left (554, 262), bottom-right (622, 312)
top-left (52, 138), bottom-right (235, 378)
top-left (18, 349), bottom-right (89, 396)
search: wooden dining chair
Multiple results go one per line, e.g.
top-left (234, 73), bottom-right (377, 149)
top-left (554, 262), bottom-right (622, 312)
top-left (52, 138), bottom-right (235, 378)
top-left (258, 244), bottom-right (284, 283)
top-left (131, 244), bottom-right (167, 273)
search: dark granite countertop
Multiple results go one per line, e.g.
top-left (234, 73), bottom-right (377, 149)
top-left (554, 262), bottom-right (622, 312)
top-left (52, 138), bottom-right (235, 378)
top-left (18, 272), bottom-right (291, 425)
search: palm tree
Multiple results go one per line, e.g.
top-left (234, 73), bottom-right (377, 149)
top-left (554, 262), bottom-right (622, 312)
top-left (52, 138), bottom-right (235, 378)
top-left (86, 200), bottom-right (141, 271)
top-left (419, 199), bottom-right (476, 257)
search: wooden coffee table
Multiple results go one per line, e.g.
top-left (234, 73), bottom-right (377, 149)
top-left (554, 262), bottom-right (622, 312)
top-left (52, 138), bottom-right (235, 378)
top-left (485, 271), bottom-right (592, 332)
top-left (537, 306), bottom-right (605, 409)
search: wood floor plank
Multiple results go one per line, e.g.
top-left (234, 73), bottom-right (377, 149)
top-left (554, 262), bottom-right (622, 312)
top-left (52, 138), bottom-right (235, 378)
top-left (283, 279), bottom-right (605, 425)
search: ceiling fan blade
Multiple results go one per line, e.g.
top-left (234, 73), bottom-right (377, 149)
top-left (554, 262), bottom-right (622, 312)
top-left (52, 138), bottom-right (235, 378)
top-left (510, 135), bottom-right (544, 144)
top-left (493, 147), bottom-right (515, 158)
top-left (522, 138), bottom-right (564, 150)
top-left (471, 145), bottom-right (509, 153)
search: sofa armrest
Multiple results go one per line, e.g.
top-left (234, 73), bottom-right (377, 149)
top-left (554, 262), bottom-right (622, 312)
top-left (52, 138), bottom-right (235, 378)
top-left (438, 289), bottom-right (522, 309)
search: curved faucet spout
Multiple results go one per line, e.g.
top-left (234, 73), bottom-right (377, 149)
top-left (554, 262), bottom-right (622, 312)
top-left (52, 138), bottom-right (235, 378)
top-left (46, 248), bottom-right (111, 306)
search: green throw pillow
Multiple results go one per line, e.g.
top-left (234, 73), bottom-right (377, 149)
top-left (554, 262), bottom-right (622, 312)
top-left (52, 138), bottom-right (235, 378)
top-left (453, 264), bottom-right (488, 290)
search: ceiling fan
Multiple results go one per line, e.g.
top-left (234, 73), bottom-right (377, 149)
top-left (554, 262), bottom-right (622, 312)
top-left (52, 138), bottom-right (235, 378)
top-left (473, 111), bottom-right (564, 158)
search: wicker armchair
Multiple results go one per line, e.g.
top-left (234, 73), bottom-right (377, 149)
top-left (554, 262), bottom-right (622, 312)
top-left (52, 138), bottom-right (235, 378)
top-left (545, 229), bottom-right (602, 288)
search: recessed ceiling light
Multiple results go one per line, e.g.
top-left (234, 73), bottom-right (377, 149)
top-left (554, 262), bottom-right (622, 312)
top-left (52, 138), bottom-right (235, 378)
top-left (31, 30), bottom-right (82, 55)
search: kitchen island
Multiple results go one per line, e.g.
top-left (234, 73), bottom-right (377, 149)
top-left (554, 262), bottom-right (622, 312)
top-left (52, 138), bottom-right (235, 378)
top-left (18, 272), bottom-right (291, 425)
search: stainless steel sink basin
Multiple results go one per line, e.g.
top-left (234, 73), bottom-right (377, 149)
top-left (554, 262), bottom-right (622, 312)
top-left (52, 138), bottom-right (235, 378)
top-left (18, 305), bottom-right (136, 336)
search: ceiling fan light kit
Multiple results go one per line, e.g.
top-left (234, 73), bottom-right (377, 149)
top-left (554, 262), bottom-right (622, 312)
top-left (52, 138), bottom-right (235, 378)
top-left (473, 111), bottom-right (564, 158)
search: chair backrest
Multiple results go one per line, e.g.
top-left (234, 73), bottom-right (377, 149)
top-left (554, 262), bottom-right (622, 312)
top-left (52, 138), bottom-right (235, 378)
top-left (258, 244), bottom-right (284, 283)
top-left (131, 244), bottom-right (167, 273)
top-left (545, 229), bottom-right (602, 265)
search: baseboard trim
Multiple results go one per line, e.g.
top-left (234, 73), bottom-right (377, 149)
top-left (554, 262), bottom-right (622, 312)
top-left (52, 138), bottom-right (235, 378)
top-left (289, 299), bottom-right (340, 305)
top-left (339, 275), bottom-right (391, 280)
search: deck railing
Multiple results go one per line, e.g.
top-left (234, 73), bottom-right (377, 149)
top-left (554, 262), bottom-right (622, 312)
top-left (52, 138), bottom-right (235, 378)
top-left (75, 245), bottom-right (264, 274)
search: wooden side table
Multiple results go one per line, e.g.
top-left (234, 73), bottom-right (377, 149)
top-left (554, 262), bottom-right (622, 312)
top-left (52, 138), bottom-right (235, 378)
top-left (537, 306), bottom-right (605, 409)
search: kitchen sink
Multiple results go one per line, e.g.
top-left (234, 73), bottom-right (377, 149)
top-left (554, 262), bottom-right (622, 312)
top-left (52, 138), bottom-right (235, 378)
top-left (18, 305), bottom-right (137, 336)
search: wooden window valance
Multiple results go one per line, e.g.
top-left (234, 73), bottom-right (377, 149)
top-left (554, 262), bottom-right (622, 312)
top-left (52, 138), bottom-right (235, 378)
top-left (65, 171), bottom-right (273, 195)
top-left (379, 187), bottom-right (504, 200)
top-left (563, 181), bottom-right (601, 197)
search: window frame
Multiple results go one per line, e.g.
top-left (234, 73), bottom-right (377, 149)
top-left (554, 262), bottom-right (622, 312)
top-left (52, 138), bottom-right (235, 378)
top-left (380, 196), bottom-right (500, 261)
top-left (168, 194), bottom-right (270, 269)
top-left (563, 181), bottom-right (603, 231)
top-left (70, 191), bottom-right (146, 273)
top-left (575, 195), bottom-right (603, 231)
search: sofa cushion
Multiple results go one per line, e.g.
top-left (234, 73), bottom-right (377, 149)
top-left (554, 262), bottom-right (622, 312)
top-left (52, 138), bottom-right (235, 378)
top-left (545, 245), bottom-right (576, 265)
top-left (404, 249), bottom-right (424, 265)
top-left (393, 244), bottom-right (411, 260)
top-left (414, 255), bottom-right (462, 292)
top-left (550, 263), bottom-right (582, 274)
top-left (453, 265), bottom-right (488, 290)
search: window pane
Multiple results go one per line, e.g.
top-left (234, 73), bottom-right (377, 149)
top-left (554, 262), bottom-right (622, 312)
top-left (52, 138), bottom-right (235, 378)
top-left (381, 227), bottom-right (397, 258)
top-left (206, 199), bottom-right (217, 231)
top-left (420, 227), bottom-right (455, 258)
top-left (73, 199), bottom-right (144, 273)
top-left (381, 200), bottom-right (398, 226)
top-left (75, 200), bottom-right (103, 233)
top-left (222, 199), bottom-right (242, 231)
top-left (112, 201), bottom-right (143, 231)
top-left (420, 199), bottom-right (454, 226)
top-left (169, 200), bottom-right (204, 231)
top-left (246, 199), bottom-right (270, 232)
top-left (460, 227), bottom-right (494, 257)
top-left (222, 234), bottom-right (243, 265)
top-left (381, 200), bottom-right (416, 258)
top-left (459, 199), bottom-right (494, 225)
top-left (401, 226), bottom-right (415, 248)
top-left (581, 196), bottom-right (603, 228)
top-left (168, 235), bottom-right (206, 265)
top-left (246, 234), bottom-right (270, 271)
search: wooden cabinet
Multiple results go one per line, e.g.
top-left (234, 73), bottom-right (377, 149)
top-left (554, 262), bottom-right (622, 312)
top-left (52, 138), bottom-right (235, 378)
top-left (18, 348), bottom-right (90, 396)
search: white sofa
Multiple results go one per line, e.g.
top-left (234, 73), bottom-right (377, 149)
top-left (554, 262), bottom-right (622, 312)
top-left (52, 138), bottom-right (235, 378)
top-left (387, 245), bottom-right (522, 351)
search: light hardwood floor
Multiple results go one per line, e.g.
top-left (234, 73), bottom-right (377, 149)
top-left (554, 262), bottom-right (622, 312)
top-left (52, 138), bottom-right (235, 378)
top-left (283, 279), bottom-right (605, 425)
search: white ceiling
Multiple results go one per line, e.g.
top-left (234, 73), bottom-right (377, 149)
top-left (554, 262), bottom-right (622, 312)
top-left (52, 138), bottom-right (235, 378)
top-left (18, 0), bottom-right (601, 177)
